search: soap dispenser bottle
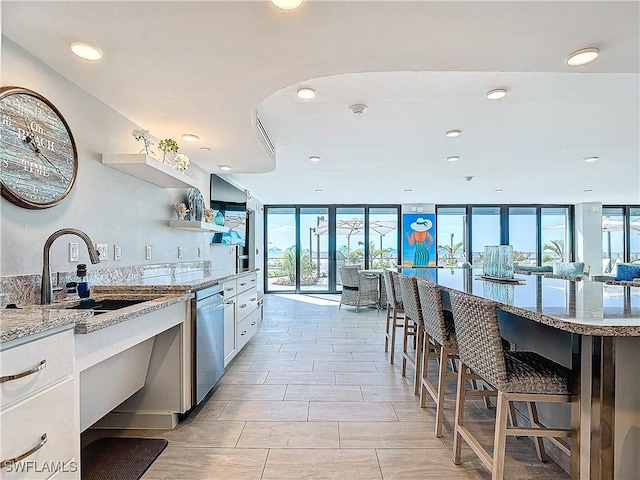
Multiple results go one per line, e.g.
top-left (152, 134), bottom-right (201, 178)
top-left (77, 264), bottom-right (90, 298)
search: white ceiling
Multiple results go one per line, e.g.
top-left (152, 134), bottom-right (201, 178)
top-left (3, 1), bottom-right (639, 205)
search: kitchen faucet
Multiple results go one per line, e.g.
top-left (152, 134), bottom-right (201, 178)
top-left (41, 228), bottom-right (101, 304)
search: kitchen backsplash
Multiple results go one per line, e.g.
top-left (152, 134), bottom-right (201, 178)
top-left (0, 261), bottom-right (211, 307)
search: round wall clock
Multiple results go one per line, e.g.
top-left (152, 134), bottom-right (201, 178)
top-left (0, 86), bottom-right (78, 209)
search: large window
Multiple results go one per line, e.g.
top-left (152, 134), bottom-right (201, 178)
top-left (471, 207), bottom-right (501, 267)
top-left (436, 207), bottom-right (467, 266)
top-left (265, 205), bottom-right (400, 294)
top-left (509, 207), bottom-right (537, 266)
top-left (602, 205), bottom-right (640, 270)
top-left (436, 205), bottom-right (572, 267)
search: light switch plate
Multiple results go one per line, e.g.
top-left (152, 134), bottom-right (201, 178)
top-left (197, 247), bottom-right (202, 258)
top-left (178, 246), bottom-right (183, 258)
top-left (113, 244), bottom-right (122, 261)
top-left (95, 243), bottom-right (108, 261)
top-left (145, 245), bottom-right (152, 260)
top-left (69, 242), bottom-right (79, 262)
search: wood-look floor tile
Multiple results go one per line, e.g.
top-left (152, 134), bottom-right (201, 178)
top-left (211, 384), bottom-right (286, 400)
top-left (285, 385), bottom-right (363, 402)
top-left (218, 371), bottom-right (268, 385)
top-left (376, 448), bottom-right (489, 480)
top-left (261, 448), bottom-right (382, 480)
top-left (339, 422), bottom-right (441, 448)
top-left (335, 372), bottom-right (409, 386)
top-left (248, 360), bottom-right (314, 371)
top-left (313, 361), bottom-right (378, 372)
top-left (237, 421), bottom-right (339, 448)
top-left (218, 400), bottom-right (309, 421)
top-left (142, 446), bottom-right (268, 480)
top-left (308, 401), bottom-right (397, 422)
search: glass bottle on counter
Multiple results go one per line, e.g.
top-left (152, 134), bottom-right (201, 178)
top-left (77, 263), bottom-right (90, 298)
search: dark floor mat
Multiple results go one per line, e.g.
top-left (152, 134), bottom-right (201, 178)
top-left (81, 437), bottom-right (168, 480)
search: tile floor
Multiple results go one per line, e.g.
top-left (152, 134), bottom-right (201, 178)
top-left (85, 294), bottom-right (570, 480)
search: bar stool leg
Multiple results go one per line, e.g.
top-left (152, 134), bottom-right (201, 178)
top-left (401, 316), bottom-right (410, 377)
top-left (384, 304), bottom-right (391, 353)
top-left (491, 391), bottom-right (510, 480)
top-left (390, 310), bottom-right (398, 364)
top-left (434, 346), bottom-right (449, 437)
top-left (527, 401), bottom-right (548, 462)
top-left (413, 323), bottom-right (423, 395)
top-left (453, 363), bottom-right (469, 465)
top-left (419, 332), bottom-right (431, 407)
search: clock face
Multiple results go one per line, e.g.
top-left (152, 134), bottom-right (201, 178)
top-left (0, 86), bottom-right (78, 209)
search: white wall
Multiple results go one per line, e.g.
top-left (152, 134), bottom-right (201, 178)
top-left (574, 202), bottom-right (604, 275)
top-left (0, 38), bottom-right (255, 278)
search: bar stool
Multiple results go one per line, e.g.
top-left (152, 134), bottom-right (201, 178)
top-left (383, 270), bottom-right (405, 364)
top-left (398, 274), bottom-right (423, 395)
top-left (448, 290), bottom-right (571, 480)
top-left (416, 280), bottom-right (459, 437)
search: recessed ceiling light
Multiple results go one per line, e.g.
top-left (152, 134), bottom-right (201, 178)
top-left (584, 189), bottom-right (593, 194)
top-left (495, 189), bottom-right (503, 193)
top-left (486, 88), bottom-right (507, 100)
top-left (309, 156), bottom-right (321, 162)
top-left (447, 156), bottom-right (459, 162)
top-left (404, 189), bottom-right (412, 193)
top-left (200, 146), bottom-right (211, 151)
top-left (566, 47), bottom-right (600, 67)
top-left (445, 130), bottom-right (461, 138)
top-left (349, 104), bottom-right (368, 116)
top-left (70, 41), bottom-right (103, 61)
top-left (297, 87), bottom-right (315, 99)
top-left (271, 0), bottom-right (303, 10)
top-left (219, 165), bottom-right (232, 171)
top-left (583, 156), bottom-right (599, 163)
top-left (182, 134), bottom-right (199, 142)
top-left (315, 189), bottom-right (323, 193)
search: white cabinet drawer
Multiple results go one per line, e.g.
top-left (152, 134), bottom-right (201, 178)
top-left (236, 287), bottom-right (258, 322)
top-left (236, 309), bottom-right (259, 352)
top-left (1, 329), bottom-right (74, 409)
top-left (1, 378), bottom-right (76, 480)
top-left (236, 273), bottom-right (256, 294)
top-left (222, 279), bottom-right (236, 298)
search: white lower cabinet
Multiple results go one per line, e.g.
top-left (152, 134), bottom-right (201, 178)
top-left (223, 297), bottom-right (237, 366)
top-left (223, 272), bottom-right (260, 365)
top-left (0, 328), bottom-right (78, 480)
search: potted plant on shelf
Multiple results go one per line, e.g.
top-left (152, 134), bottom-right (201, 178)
top-left (158, 138), bottom-right (179, 166)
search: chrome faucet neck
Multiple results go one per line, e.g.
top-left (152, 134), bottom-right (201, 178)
top-left (41, 228), bottom-right (101, 305)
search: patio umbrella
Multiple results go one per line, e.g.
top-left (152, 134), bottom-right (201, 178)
top-left (601, 217), bottom-right (640, 272)
top-left (315, 218), bottom-right (397, 255)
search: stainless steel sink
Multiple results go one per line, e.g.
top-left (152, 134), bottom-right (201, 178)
top-left (69, 299), bottom-right (148, 314)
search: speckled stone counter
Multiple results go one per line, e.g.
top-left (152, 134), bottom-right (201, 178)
top-left (399, 268), bottom-right (640, 336)
top-left (0, 308), bottom-right (90, 344)
top-left (0, 293), bottom-right (192, 343)
top-left (91, 269), bottom-right (259, 295)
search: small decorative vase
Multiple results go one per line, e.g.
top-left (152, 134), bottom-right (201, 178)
top-left (214, 211), bottom-right (225, 226)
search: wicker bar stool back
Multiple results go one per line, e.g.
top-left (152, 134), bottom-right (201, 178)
top-left (398, 274), bottom-right (424, 395)
top-left (416, 280), bottom-right (459, 436)
top-left (383, 270), bottom-right (405, 364)
top-left (448, 290), bottom-right (572, 480)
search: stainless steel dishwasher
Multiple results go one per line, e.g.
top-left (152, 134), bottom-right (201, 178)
top-left (193, 284), bottom-right (225, 405)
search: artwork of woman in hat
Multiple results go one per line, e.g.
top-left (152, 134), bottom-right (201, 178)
top-left (406, 217), bottom-right (434, 267)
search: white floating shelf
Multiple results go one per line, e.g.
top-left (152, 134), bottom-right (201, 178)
top-left (102, 154), bottom-right (198, 188)
top-left (169, 220), bottom-right (230, 232)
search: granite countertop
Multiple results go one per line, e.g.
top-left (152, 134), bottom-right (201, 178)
top-left (1, 292), bottom-right (193, 344)
top-left (91, 268), bottom-right (259, 295)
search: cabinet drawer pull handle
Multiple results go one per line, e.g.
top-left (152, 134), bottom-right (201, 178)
top-left (224, 300), bottom-right (235, 305)
top-left (251, 322), bottom-right (257, 326)
top-left (225, 288), bottom-right (234, 292)
top-left (2, 433), bottom-right (47, 467)
top-left (250, 297), bottom-right (257, 301)
top-left (241, 330), bottom-right (247, 336)
top-left (239, 282), bottom-right (247, 286)
top-left (239, 304), bottom-right (247, 308)
top-left (0, 359), bottom-right (47, 384)
top-left (251, 279), bottom-right (256, 282)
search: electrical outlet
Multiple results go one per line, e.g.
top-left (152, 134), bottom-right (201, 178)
top-left (113, 244), bottom-right (122, 261)
top-left (178, 246), bottom-right (183, 258)
top-left (95, 243), bottom-right (108, 261)
top-left (145, 245), bottom-right (152, 260)
top-left (197, 246), bottom-right (202, 258)
top-left (69, 242), bottom-right (79, 262)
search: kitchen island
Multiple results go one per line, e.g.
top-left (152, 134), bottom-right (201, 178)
top-left (400, 267), bottom-right (640, 480)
